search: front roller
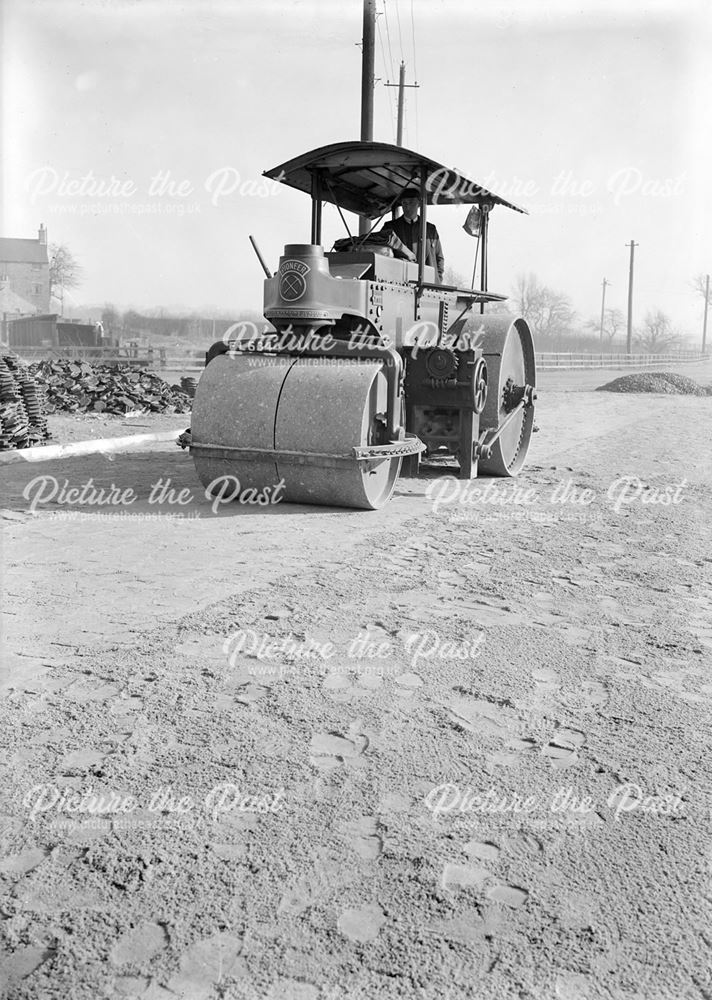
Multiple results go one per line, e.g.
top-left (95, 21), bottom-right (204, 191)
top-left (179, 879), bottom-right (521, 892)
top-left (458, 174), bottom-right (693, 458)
top-left (190, 353), bottom-right (413, 510)
top-left (476, 316), bottom-right (536, 477)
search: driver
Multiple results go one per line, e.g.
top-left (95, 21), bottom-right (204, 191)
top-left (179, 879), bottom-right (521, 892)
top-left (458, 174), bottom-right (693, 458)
top-left (379, 188), bottom-right (445, 283)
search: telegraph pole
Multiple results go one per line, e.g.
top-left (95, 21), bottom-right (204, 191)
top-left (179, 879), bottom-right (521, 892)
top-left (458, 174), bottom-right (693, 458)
top-left (703, 273), bottom-right (709, 353)
top-left (599, 278), bottom-right (609, 344)
top-left (395, 62), bottom-right (406, 146)
top-left (359, 0), bottom-right (376, 234)
top-left (385, 61), bottom-right (419, 147)
top-left (625, 241), bottom-right (638, 353)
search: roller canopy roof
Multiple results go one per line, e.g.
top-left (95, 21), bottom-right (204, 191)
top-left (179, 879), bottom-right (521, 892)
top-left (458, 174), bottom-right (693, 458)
top-left (263, 141), bottom-right (527, 220)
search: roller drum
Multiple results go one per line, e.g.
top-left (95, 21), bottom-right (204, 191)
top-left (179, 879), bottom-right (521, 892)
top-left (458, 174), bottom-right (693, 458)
top-left (190, 353), bottom-right (401, 510)
top-left (191, 353), bottom-right (287, 499)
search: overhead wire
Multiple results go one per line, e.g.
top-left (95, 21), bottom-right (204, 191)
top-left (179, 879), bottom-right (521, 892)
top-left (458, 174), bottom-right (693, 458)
top-left (394, 0), bottom-right (408, 146)
top-left (376, 7), bottom-right (397, 142)
top-left (410, 0), bottom-right (419, 148)
top-left (409, 0), bottom-right (418, 80)
top-left (393, 0), bottom-right (405, 59)
top-left (382, 0), bottom-right (421, 149)
top-left (382, 0), bottom-right (397, 80)
top-left (394, 0), bottom-right (405, 143)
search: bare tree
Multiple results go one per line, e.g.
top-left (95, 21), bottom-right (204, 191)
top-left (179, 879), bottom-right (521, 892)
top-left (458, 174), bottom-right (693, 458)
top-left (512, 273), bottom-right (576, 340)
top-left (691, 273), bottom-right (712, 305)
top-left (603, 307), bottom-right (625, 344)
top-left (512, 272), bottom-right (543, 322)
top-left (635, 309), bottom-right (680, 352)
top-left (49, 244), bottom-right (82, 307)
top-left (101, 304), bottom-right (122, 331)
top-left (587, 306), bottom-right (625, 345)
top-left (586, 309), bottom-right (625, 347)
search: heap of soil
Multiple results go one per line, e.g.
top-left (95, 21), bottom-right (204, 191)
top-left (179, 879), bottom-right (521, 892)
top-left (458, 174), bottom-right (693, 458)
top-left (596, 371), bottom-right (711, 396)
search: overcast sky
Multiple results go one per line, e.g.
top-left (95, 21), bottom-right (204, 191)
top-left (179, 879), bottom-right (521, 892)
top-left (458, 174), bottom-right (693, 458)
top-left (3, 0), bottom-right (711, 339)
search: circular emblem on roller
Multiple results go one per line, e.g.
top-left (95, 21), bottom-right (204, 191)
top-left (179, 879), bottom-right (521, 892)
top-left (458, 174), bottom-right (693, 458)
top-left (279, 259), bottom-right (311, 302)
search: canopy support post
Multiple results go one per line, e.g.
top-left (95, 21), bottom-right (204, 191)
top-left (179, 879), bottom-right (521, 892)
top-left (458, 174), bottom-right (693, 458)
top-left (310, 173), bottom-right (322, 245)
top-left (479, 202), bottom-right (491, 315)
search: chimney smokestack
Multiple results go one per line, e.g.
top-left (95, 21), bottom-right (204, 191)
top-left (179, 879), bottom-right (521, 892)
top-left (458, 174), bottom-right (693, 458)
top-left (38, 224), bottom-right (47, 245)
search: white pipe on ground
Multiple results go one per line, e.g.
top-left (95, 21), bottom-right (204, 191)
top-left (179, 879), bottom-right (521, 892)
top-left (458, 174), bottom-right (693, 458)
top-left (0, 429), bottom-right (186, 466)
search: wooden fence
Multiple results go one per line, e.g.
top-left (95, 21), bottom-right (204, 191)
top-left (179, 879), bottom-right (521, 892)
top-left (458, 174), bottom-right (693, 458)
top-left (4, 345), bottom-right (710, 373)
top-left (536, 351), bottom-right (709, 370)
top-left (5, 345), bottom-right (170, 367)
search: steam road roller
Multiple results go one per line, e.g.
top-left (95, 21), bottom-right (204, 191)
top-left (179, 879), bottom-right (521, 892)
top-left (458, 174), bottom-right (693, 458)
top-left (190, 141), bottom-right (536, 509)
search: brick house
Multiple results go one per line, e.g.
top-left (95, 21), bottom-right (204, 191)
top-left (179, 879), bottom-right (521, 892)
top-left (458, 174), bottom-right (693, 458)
top-left (0, 224), bottom-right (50, 313)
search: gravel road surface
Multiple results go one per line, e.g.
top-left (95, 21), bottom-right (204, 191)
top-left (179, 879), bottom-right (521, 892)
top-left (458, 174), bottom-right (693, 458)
top-left (1, 366), bottom-right (711, 1000)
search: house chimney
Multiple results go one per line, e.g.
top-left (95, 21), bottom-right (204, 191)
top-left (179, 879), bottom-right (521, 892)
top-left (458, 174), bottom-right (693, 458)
top-left (38, 224), bottom-right (47, 245)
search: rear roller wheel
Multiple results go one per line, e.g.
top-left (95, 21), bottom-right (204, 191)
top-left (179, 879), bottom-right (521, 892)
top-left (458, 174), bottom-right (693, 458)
top-left (190, 354), bottom-right (402, 510)
top-left (477, 316), bottom-right (536, 477)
